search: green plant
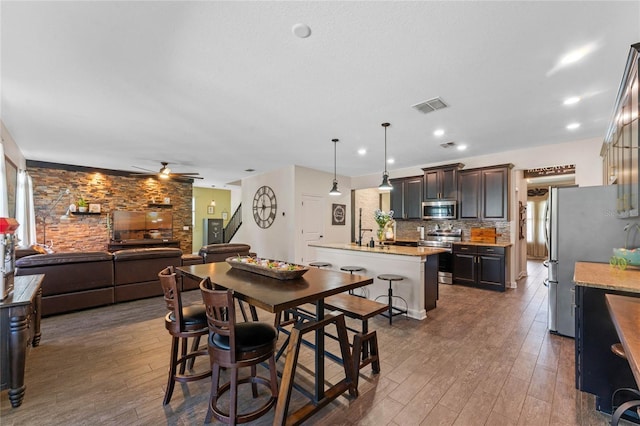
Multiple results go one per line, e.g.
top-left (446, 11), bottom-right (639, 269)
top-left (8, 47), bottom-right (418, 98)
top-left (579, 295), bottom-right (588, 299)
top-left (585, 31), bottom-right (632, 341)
top-left (77, 197), bottom-right (88, 207)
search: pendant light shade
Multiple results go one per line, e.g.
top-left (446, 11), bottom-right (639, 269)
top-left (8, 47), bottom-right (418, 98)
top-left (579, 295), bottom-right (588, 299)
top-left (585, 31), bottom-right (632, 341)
top-left (379, 123), bottom-right (393, 191)
top-left (329, 138), bottom-right (341, 196)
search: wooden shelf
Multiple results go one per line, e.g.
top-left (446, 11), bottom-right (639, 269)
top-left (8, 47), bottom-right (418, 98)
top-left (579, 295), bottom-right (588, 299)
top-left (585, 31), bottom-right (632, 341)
top-left (71, 212), bottom-right (101, 216)
top-left (147, 203), bottom-right (173, 208)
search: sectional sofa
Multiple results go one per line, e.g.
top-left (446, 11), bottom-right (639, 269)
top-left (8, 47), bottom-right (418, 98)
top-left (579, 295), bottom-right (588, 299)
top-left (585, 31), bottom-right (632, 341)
top-left (15, 243), bottom-right (252, 316)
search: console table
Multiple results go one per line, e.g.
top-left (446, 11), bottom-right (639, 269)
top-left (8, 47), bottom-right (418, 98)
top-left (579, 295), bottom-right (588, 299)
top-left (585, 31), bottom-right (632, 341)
top-left (0, 274), bottom-right (43, 408)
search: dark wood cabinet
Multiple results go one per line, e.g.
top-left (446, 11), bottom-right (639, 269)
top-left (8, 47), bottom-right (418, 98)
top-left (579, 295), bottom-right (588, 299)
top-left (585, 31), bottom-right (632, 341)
top-left (422, 163), bottom-right (463, 200)
top-left (458, 164), bottom-right (512, 220)
top-left (575, 285), bottom-right (638, 416)
top-left (390, 176), bottom-right (423, 219)
top-left (453, 244), bottom-right (505, 291)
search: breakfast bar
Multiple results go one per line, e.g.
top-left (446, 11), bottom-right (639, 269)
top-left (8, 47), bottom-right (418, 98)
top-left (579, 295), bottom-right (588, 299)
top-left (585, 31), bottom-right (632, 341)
top-left (308, 243), bottom-right (447, 320)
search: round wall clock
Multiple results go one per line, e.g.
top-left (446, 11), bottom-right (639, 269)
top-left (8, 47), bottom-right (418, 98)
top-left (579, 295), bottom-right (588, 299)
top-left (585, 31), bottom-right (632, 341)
top-left (252, 185), bottom-right (277, 229)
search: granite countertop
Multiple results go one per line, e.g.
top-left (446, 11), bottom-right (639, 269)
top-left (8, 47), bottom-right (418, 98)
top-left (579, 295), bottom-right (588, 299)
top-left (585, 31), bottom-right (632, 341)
top-left (454, 241), bottom-right (513, 248)
top-left (606, 294), bottom-right (640, 385)
top-left (393, 239), bottom-right (511, 248)
top-left (574, 261), bottom-right (640, 293)
top-left (309, 242), bottom-right (447, 257)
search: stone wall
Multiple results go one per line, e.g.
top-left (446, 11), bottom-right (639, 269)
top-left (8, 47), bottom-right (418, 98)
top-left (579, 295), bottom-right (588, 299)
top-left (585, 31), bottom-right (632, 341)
top-left (28, 164), bottom-right (193, 253)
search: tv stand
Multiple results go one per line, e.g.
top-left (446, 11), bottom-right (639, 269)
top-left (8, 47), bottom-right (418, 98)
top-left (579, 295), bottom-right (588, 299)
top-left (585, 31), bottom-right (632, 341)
top-left (108, 239), bottom-right (180, 252)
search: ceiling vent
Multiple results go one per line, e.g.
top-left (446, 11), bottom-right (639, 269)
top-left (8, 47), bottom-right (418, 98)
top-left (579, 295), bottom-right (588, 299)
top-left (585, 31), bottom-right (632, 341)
top-left (440, 141), bottom-right (456, 149)
top-left (412, 97), bottom-right (448, 114)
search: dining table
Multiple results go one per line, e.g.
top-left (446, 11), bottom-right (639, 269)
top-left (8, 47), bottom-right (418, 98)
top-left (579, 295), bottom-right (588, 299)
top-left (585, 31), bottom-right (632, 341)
top-left (177, 261), bottom-right (374, 426)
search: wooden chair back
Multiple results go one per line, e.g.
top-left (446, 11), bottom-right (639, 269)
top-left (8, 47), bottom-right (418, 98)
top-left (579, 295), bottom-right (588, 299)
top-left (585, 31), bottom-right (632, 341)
top-left (199, 277), bottom-right (237, 363)
top-left (158, 266), bottom-right (184, 332)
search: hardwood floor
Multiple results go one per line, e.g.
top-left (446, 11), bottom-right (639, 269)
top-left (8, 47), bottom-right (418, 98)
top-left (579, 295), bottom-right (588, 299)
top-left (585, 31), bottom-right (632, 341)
top-left (0, 260), bottom-right (626, 425)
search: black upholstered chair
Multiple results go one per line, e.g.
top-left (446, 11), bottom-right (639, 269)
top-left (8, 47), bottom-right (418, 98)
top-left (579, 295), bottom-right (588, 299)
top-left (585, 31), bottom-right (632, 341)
top-left (610, 343), bottom-right (640, 425)
top-left (158, 266), bottom-right (211, 405)
top-left (200, 278), bottom-right (278, 424)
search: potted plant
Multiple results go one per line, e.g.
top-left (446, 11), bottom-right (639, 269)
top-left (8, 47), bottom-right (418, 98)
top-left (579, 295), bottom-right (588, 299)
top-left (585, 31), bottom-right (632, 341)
top-left (77, 197), bottom-right (88, 213)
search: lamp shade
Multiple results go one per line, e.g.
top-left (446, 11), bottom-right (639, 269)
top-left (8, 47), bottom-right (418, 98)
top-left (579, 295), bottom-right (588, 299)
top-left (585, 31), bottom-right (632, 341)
top-left (379, 173), bottom-right (393, 191)
top-left (0, 217), bottom-right (19, 234)
top-left (379, 123), bottom-right (393, 191)
top-left (329, 138), bottom-right (341, 196)
top-left (329, 180), bottom-right (341, 196)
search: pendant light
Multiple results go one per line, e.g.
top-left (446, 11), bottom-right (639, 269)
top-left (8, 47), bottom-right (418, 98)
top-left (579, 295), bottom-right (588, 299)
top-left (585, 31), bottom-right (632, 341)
top-left (379, 122), bottom-right (393, 191)
top-left (329, 138), bottom-right (341, 196)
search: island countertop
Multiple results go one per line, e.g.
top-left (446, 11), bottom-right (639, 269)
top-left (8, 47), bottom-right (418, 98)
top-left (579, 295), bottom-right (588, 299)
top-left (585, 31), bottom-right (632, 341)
top-left (574, 261), bottom-right (640, 293)
top-left (308, 242), bottom-right (447, 258)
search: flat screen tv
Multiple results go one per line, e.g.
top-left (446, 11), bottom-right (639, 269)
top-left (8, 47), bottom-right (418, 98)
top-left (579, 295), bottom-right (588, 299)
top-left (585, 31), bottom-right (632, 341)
top-left (112, 211), bottom-right (173, 241)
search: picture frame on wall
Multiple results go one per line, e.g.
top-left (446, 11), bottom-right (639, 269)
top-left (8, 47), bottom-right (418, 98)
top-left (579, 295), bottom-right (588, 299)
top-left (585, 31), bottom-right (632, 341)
top-left (89, 204), bottom-right (101, 213)
top-left (207, 206), bottom-right (215, 215)
top-left (332, 203), bottom-right (346, 226)
top-left (222, 211), bottom-right (228, 221)
top-left (5, 157), bottom-right (17, 218)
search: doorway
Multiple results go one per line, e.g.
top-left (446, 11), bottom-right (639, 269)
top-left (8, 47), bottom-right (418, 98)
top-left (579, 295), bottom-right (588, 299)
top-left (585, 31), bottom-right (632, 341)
top-left (526, 175), bottom-right (575, 259)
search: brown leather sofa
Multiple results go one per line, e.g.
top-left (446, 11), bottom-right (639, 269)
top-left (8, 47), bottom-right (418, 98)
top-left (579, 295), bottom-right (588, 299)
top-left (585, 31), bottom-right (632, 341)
top-left (15, 252), bottom-right (115, 316)
top-left (112, 248), bottom-right (182, 303)
top-left (181, 243), bottom-right (253, 291)
top-left (198, 243), bottom-right (252, 263)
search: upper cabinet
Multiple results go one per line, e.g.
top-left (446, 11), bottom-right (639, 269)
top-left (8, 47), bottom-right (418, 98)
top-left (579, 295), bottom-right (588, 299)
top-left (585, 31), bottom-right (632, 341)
top-left (422, 163), bottom-right (464, 200)
top-left (602, 43), bottom-right (640, 218)
top-left (458, 164), bottom-right (513, 221)
top-left (390, 175), bottom-right (423, 220)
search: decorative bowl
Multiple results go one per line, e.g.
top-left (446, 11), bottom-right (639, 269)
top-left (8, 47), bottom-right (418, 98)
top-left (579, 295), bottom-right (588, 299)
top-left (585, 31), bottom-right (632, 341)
top-left (612, 248), bottom-right (640, 266)
top-left (226, 256), bottom-right (309, 280)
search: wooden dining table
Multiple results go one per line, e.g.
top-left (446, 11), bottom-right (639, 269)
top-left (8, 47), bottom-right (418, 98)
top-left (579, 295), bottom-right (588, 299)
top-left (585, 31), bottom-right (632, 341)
top-left (177, 262), bottom-right (373, 426)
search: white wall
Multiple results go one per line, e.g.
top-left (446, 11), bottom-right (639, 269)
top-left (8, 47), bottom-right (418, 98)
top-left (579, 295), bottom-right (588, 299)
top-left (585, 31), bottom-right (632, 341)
top-left (1, 121), bottom-right (26, 168)
top-left (236, 165), bottom-right (352, 263)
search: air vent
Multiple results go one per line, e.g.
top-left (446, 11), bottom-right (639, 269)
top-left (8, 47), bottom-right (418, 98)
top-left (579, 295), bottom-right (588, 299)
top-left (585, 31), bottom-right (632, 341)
top-left (440, 141), bottom-right (456, 149)
top-left (412, 97), bottom-right (448, 114)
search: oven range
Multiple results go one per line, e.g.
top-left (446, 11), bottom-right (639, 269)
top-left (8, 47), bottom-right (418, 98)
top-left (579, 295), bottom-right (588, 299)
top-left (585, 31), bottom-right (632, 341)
top-left (418, 228), bottom-right (462, 285)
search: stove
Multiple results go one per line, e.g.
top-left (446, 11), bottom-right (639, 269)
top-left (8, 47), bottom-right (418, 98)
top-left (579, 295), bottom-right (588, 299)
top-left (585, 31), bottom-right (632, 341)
top-left (418, 228), bottom-right (461, 285)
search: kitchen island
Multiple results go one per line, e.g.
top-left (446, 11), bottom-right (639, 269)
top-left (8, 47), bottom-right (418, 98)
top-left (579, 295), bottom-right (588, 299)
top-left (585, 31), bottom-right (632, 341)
top-left (308, 243), bottom-right (447, 320)
top-left (574, 261), bottom-right (640, 418)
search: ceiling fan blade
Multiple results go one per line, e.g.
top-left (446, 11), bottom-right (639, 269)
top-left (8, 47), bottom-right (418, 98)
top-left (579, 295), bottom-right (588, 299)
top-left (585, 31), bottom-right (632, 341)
top-left (171, 172), bottom-right (200, 176)
top-left (131, 165), bottom-right (156, 173)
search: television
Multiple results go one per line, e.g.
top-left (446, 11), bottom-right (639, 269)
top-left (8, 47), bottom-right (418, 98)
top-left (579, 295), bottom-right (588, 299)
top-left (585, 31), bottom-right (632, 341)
top-left (111, 211), bottom-right (173, 241)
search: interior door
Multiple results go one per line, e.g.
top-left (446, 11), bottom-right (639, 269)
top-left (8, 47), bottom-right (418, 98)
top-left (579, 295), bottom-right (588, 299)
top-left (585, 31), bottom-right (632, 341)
top-left (301, 194), bottom-right (325, 264)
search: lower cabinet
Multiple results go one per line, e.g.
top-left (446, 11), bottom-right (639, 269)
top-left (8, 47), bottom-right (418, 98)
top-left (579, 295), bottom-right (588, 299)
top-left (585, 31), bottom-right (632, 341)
top-left (452, 244), bottom-right (505, 291)
top-left (575, 285), bottom-right (638, 417)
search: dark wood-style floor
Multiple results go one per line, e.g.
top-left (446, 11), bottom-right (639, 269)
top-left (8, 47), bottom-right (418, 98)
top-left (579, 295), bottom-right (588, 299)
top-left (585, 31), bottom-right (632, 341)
top-left (0, 261), bottom-right (627, 425)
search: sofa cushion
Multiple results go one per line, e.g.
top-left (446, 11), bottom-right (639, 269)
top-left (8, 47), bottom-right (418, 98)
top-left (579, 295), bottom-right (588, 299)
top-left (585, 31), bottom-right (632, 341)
top-left (113, 248), bottom-right (182, 286)
top-left (198, 243), bottom-right (251, 263)
top-left (112, 247), bottom-right (183, 261)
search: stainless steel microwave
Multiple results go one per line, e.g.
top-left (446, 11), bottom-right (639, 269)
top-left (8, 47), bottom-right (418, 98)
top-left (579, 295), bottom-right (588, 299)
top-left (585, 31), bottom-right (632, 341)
top-left (422, 200), bottom-right (457, 220)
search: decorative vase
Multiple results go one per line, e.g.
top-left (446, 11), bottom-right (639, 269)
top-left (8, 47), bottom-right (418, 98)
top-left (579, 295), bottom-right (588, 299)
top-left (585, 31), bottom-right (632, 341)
top-left (377, 227), bottom-right (385, 243)
top-left (78, 206), bottom-right (87, 213)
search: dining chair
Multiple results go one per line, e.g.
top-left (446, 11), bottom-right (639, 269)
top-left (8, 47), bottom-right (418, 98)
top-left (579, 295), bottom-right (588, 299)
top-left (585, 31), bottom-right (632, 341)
top-left (158, 266), bottom-right (211, 405)
top-left (200, 278), bottom-right (278, 425)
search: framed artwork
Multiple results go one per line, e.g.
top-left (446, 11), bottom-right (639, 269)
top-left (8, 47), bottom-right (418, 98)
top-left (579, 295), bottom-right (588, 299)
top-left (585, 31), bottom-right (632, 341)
top-left (207, 205), bottom-right (215, 215)
top-left (332, 203), bottom-right (346, 226)
top-left (222, 211), bottom-right (228, 220)
top-left (5, 157), bottom-right (17, 218)
top-left (89, 204), bottom-right (101, 213)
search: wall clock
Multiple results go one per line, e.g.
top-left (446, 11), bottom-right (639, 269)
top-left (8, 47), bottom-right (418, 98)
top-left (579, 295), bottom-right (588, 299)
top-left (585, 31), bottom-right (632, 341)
top-left (253, 185), bottom-right (277, 229)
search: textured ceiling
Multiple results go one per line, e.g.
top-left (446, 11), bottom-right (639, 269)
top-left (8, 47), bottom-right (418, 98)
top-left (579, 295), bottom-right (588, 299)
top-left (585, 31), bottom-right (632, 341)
top-left (2, 1), bottom-right (639, 188)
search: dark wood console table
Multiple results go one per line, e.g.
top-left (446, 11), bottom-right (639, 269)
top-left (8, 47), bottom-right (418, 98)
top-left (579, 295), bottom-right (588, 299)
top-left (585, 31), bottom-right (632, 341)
top-left (0, 274), bottom-right (43, 407)
top-left (107, 239), bottom-right (180, 251)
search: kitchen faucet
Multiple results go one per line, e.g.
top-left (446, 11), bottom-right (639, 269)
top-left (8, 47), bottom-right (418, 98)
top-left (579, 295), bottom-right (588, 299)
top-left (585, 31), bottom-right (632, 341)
top-left (358, 228), bottom-right (373, 246)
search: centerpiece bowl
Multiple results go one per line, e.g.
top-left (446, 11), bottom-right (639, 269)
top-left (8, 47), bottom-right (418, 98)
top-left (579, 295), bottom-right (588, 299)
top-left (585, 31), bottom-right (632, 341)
top-left (226, 256), bottom-right (309, 280)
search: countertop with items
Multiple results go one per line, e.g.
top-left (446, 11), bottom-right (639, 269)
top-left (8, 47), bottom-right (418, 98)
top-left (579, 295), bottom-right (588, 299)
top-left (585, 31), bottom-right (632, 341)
top-left (574, 261), bottom-right (640, 293)
top-left (393, 239), bottom-right (511, 248)
top-left (308, 242), bottom-right (447, 258)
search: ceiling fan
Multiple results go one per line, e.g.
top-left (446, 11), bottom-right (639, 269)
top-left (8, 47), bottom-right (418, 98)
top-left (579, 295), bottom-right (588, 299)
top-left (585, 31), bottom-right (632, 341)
top-left (131, 161), bottom-right (203, 181)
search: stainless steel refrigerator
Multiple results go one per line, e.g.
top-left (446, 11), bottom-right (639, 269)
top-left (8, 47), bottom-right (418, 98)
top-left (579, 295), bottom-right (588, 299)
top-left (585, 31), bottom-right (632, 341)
top-left (545, 185), bottom-right (634, 338)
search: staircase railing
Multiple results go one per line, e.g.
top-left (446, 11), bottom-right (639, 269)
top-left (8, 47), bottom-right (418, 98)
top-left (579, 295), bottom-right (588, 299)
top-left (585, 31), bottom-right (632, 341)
top-left (223, 203), bottom-right (242, 243)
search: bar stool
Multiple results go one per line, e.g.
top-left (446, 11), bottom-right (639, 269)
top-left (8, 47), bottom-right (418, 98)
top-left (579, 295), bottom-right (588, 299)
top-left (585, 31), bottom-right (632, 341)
top-left (610, 343), bottom-right (640, 425)
top-left (309, 261), bottom-right (331, 268)
top-left (374, 274), bottom-right (407, 325)
top-left (340, 266), bottom-right (367, 297)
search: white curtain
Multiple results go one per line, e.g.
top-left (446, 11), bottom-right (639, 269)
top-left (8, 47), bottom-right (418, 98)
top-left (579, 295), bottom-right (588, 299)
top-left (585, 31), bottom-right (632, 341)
top-left (16, 170), bottom-right (36, 247)
top-left (527, 198), bottom-right (548, 259)
top-left (0, 143), bottom-right (7, 217)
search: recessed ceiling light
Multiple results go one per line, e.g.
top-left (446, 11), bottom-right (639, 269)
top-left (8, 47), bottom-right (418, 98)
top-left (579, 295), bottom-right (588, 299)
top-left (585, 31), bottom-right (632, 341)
top-left (456, 144), bottom-right (467, 151)
top-left (292, 23), bottom-right (311, 38)
top-left (358, 148), bottom-right (367, 155)
top-left (560, 44), bottom-right (595, 66)
top-left (566, 122), bottom-right (581, 130)
top-left (433, 129), bottom-right (445, 137)
top-left (387, 158), bottom-right (395, 164)
top-left (563, 96), bottom-right (581, 105)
